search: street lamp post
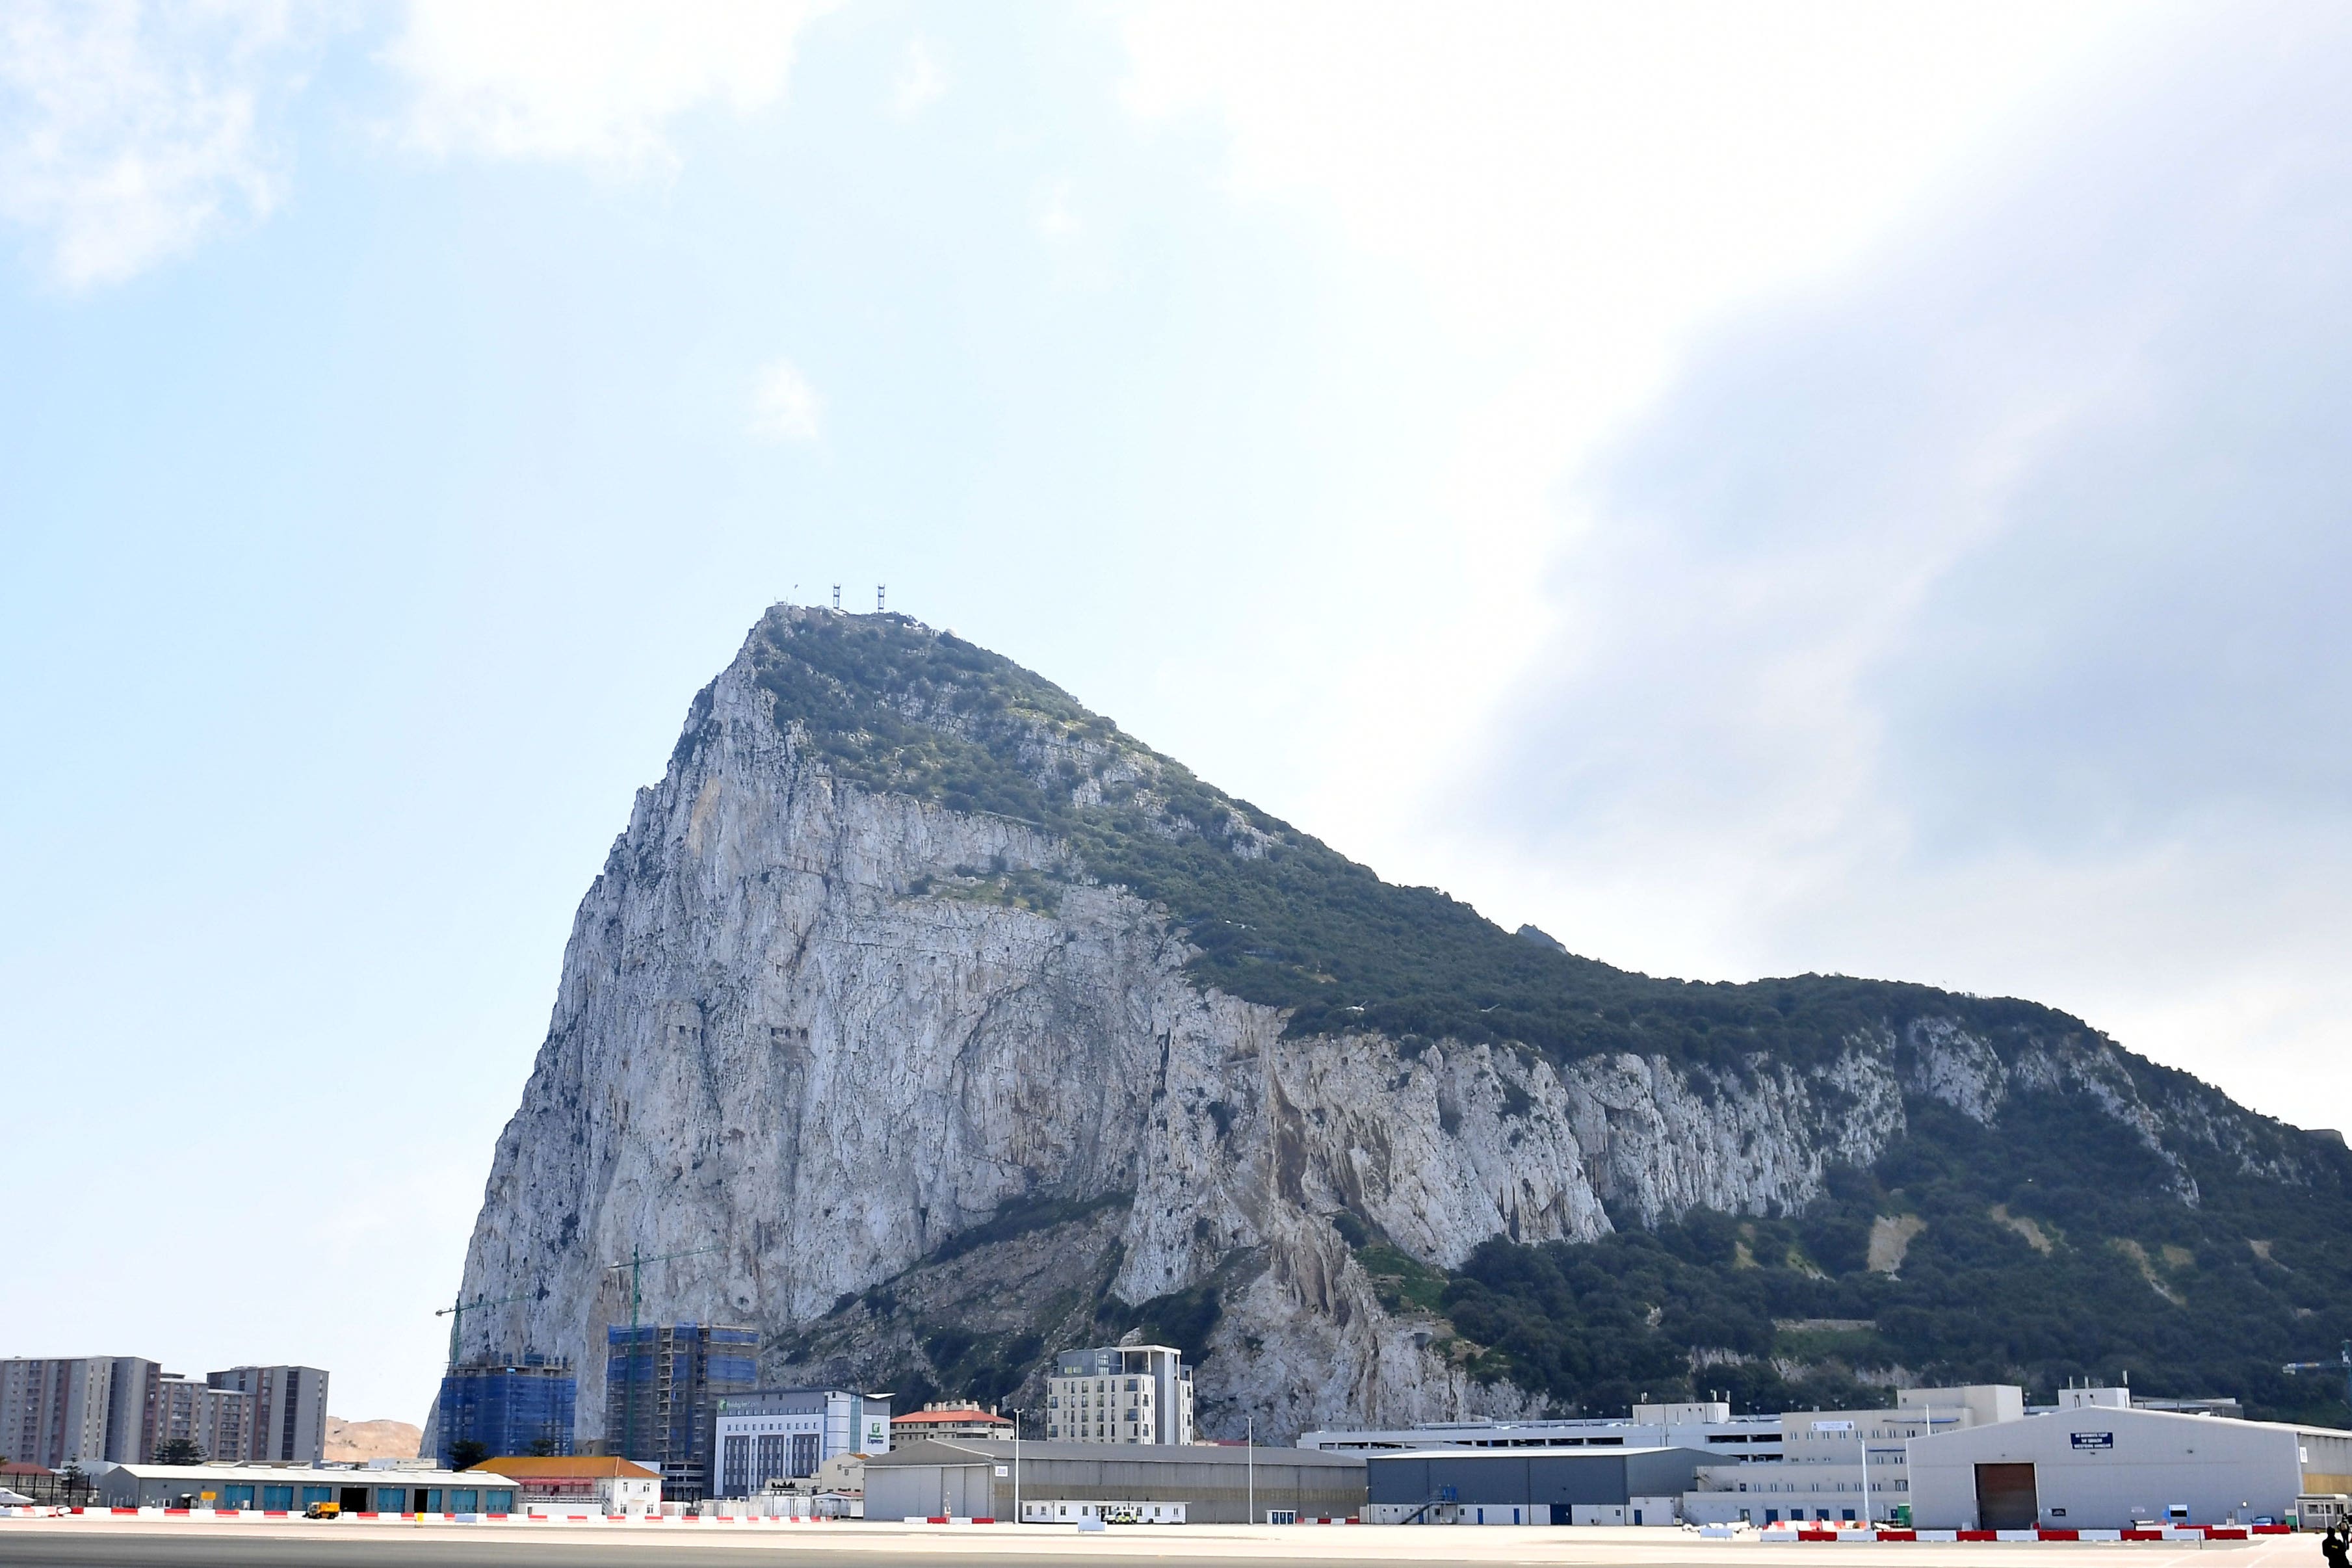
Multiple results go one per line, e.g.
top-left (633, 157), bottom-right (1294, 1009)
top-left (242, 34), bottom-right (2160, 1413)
top-left (1246, 1416), bottom-right (1254, 1526)
top-left (1859, 1420), bottom-right (1872, 1526)
top-left (1010, 1407), bottom-right (1026, 1524)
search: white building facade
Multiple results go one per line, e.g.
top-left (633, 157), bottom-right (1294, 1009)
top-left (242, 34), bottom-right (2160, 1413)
top-left (711, 1388), bottom-right (890, 1497)
top-left (1304, 1400), bottom-right (1783, 1459)
top-left (1047, 1345), bottom-right (1194, 1445)
top-left (1684, 1385), bottom-right (2024, 1525)
top-left (1906, 1401), bottom-right (2352, 1530)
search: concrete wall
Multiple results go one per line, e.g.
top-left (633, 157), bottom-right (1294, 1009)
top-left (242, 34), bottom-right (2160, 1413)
top-left (1909, 1407), bottom-right (2301, 1529)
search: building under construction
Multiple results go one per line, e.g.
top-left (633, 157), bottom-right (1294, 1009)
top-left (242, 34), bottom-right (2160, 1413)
top-left (601, 1324), bottom-right (757, 1501)
top-left (434, 1355), bottom-right (576, 1468)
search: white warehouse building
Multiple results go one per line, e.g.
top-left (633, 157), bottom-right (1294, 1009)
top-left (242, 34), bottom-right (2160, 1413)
top-left (1907, 1396), bottom-right (2352, 1531)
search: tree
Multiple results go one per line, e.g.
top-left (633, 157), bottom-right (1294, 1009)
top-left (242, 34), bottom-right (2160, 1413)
top-left (153, 1438), bottom-right (203, 1465)
top-left (446, 1439), bottom-right (490, 1471)
top-left (526, 1435), bottom-right (558, 1457)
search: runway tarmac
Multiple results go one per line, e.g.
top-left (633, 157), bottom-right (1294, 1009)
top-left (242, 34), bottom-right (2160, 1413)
top-left (0, 1521), bottom-right (2309, 1568)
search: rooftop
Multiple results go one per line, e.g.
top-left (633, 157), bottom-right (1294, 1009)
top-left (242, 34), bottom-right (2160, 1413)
top-left (893, 1404), bottom-right (1012, 1426)
top-left (482, 1456), bottom-right (657, 1480)
top-left (101, 1464), bottom-right (514, 1486)
top-left (870, 1438), bottom-right (1365, 1468)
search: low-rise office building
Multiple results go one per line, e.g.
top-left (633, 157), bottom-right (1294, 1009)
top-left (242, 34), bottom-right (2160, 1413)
top-left (1304, 1400), bottom-right (1783, 1459)
top-left (1366, 1444), bottom-right (1714, 1525)
top-left (1907, 1402), bottom-right (2352, 1530)
top-left (1684, 1385), bottom-right (2024, 1525)
top-left (96, 1463), bottom-right (518, 1514)
top-left (711, 1388), bottom-right (890, 1496)
top-left (482, 1455), bottom-right (659, 1514)
top-left (867, 1438), bottom-right (1366, 1524)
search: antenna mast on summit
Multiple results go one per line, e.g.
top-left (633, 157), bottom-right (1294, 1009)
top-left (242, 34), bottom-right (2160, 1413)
top-left (877, 584), bottom-right (886, 613)
top-left (831, 584), bottom-right (840, 610)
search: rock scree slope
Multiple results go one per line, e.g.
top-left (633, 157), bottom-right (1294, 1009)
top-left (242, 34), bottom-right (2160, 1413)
top-left (454, 607), bottom-right (2352, 1440)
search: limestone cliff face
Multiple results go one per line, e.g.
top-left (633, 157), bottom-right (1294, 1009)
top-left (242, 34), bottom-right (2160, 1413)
top-left (454, 609), bottom-right (2299, 1441)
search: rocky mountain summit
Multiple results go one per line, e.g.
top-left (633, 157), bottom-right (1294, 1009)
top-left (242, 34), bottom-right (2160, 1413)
top-left (454, 608), bottom-right (2352, 1439)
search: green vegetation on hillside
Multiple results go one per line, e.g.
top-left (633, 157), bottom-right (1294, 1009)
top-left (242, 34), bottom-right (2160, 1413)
top-left (742, 612), bottom-right (2098, 1077)
top-left (1396, 1098), bottom-right (2352, 1423)
top-left (738, 610), bottom-right (2352, 1425)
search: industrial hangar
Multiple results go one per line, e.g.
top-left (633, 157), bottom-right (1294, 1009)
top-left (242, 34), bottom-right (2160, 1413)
top-left (1909, 1405), bottom-right (2352, 1530)
top-left (1364, 1445), bottom-right (1716, 1525)
top-left (864, 1439), bottom-right (1366, 1523)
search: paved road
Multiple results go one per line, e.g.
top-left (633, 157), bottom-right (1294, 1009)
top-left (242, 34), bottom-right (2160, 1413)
top-left (0, 1530), bottom-right (1297, 1568)
top-left (0, 1526), bottom-right (2311, 1568)
top-left (0, 1536), bottom-right (1255, 1568)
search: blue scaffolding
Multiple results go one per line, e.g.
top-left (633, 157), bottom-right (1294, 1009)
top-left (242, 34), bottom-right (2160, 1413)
top-left (436, 1353), bottom-right (577, 1466)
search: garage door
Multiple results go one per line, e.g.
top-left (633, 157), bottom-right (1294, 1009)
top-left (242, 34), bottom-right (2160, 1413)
top-left (1974, 1463), bottom-right (2037, 1530)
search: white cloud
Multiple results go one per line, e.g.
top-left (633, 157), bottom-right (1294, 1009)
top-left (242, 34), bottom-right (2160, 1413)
top-left (0, 0), bottom-right (303, 289)
top-left (1117, 0), bottom-right (2156, 851)
top-left (1447, 2), bottom-right (2352, 1126)
top-left (387, 0), bottom-right (835, 168)
top-left (1033, 176), bottom-right (1079, 241)
top-left (891, 36), bottom-right (944, 118)
top-left (750, 356), bottom-right (821, 443)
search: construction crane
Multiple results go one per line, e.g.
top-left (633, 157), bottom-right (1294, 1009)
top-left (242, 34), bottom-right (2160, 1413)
top-left (2282, 1340), bottom-right (2352, 1415)
top-left (435, 1289), bottom-right (533, 1370)
top-left (605, 1244), bottom-right (719, 1465)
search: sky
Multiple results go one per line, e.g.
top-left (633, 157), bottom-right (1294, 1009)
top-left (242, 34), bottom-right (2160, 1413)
top-left (3, 0), bottom-right (2346, 1425)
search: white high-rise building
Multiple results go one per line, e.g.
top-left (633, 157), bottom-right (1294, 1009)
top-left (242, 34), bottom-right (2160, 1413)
top-left (1045, 1345), bottom-right (1193, 1446)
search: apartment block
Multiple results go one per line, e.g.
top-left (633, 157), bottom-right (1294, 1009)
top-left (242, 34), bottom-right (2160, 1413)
top-left (1045, 1344), bottom-right (1194, 1446)
top-left (0, 1358), bottom-right (164, 1469)
top-left (150, 1376), bottom-right (250, 1462)
top-left (205, 1366), bottom-right (329, 1463)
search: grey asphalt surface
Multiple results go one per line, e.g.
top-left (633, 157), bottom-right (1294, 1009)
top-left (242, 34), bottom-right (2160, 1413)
top-left (0, 1538), bottom-right (1289, 1568)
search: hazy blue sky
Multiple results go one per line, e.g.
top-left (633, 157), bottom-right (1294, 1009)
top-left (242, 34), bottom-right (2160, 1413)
top-left (5, 1), bottom-right (2343, 1423)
